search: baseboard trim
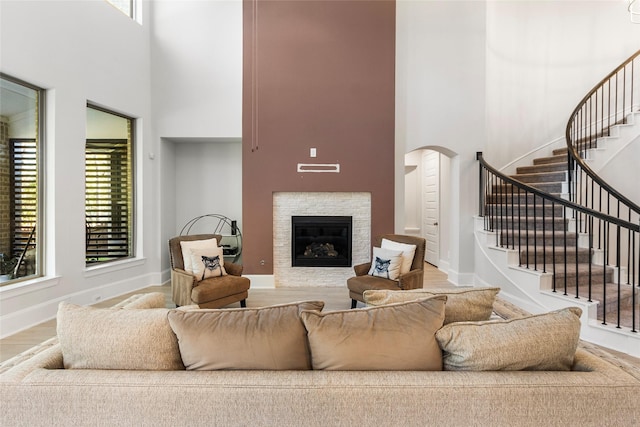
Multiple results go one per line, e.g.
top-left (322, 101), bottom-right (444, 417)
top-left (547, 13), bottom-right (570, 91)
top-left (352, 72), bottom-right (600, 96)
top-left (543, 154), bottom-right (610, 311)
top-left (0, 272), bottom-right (160, 339)
top-left (245, 275), bottom-right (276, 289)
top-left (446, 269), bottom-right (475, 286)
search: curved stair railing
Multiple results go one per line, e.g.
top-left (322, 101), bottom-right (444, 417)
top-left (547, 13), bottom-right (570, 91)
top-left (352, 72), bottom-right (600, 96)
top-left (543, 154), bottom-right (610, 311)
top-left (477, 50), bottom-right (640, 333)
top-left (566, 49), bottom-right (640, 292)
top-left (477, 153), bottom-right (639, 332)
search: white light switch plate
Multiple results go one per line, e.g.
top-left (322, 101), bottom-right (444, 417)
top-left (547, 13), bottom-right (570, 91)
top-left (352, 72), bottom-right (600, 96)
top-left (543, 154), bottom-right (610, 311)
top-left (310, 148), bottom-right (317, 158)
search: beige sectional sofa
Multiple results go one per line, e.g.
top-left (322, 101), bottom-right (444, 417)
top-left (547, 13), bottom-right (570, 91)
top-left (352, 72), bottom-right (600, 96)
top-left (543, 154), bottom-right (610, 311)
top-left (1, 293), bottom-right (639, 427)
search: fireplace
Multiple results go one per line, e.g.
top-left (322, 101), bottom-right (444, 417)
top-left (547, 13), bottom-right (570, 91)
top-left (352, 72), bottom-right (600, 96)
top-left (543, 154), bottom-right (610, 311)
top-left (291, 216), bottom-right (352, 267)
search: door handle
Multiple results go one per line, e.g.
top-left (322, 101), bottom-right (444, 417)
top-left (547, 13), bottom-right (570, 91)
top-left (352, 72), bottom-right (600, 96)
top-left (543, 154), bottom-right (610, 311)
top-left (433, 222), bottom-right (438, 226)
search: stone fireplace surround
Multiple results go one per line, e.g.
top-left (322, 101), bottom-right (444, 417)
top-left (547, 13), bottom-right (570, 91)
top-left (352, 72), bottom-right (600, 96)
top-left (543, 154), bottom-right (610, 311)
top-left (273, 192), bottom-right (371, 287)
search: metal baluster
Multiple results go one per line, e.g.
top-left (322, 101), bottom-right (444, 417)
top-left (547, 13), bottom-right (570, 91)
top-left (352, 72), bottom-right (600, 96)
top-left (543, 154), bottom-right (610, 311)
top-left (533, 195), bottom-right (538, 270)
top-left (588, 216), bottom-right (593, 303)
top-left (552, 201), bottom-right (557, 293)
top-left (616, 225), bottom-right (621, 329)
top-left (602, 222), bottom-right (608, 326)
top-left (563, 206), bottom-right (568, 296)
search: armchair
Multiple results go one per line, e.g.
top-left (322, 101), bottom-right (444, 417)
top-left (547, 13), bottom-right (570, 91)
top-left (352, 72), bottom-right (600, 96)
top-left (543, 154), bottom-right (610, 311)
top-left (347, 234), bottom-right (426, 308)
top-left (169, 234), bottom-right (250, 309)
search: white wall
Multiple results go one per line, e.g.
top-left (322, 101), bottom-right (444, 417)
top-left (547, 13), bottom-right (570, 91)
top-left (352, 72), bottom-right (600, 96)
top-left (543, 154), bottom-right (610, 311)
top-left (396, 0), bottom-right (486, 284)
top-left (159, 137), bottom-right (176, 282)
top-left (404, 150), bottom-right (422, 232)
top-left (149, 0), bottom-right (243, 280)
top-left (485, 1), bottom-right (640, 170)
top-left (173, 139), bottom-right (243, 234)
top-left (438, 153), bottom-right (451, 268)
top-left (149, 0), bottom-right (242, 138)
top-left (598, 137), bottom-right (640, 205)
top-left (159, 137), bottom-right (245, 283)
top-left (0, 0), bottom-right (157, 337)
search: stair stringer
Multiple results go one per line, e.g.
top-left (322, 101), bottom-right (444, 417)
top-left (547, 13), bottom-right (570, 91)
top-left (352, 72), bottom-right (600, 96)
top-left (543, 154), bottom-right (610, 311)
top-left (474, 216), bottom-right (640, 358)
top-left (498, 136), bottom-right (567, 176)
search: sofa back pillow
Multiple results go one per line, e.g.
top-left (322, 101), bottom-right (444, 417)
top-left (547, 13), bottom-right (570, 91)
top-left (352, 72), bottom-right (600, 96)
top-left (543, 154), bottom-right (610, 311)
top-left (300, 296), bottom-right (446, 371)
top-left (435, 307), bottom-right (582, 371)
top-left (363, 287), bottom-right (500, 324)
top-left (167, 301), bottom-right (325, 370)
top-left (57, 302), bottom-right (183, 370)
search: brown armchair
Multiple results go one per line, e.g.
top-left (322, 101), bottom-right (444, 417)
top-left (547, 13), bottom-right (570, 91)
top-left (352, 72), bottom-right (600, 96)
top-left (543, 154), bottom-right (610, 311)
top-left (347, 234), bottom-right (426, 308)
top-left (169, 234), bottom-right (250, 309)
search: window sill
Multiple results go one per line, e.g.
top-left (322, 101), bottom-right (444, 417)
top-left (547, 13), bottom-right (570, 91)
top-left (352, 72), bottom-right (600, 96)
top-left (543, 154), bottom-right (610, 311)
top-left (84, 257), bottom-right (146, 278)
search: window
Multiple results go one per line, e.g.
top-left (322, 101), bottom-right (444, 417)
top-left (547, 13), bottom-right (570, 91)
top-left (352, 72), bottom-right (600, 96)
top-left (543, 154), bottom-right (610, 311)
top-left (0, 74), bottom-right (44, 285)
top-left (105, 0), bottom-right (135, 19)
top-left (85, 105), bottom-right (134, 265)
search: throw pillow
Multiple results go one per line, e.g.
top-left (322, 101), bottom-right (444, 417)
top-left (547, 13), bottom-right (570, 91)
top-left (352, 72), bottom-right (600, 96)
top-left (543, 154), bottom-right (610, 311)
top-left (167, 301), bottom-right (325, 370)
top-left (367, 246), bottom-right (403, 280)
top-left (381, 238), bottom-right (417, 274)
top-left (363, 287), bottom-right (500, 324)
top-left (300, 296), bottom-right (447, 370)
top-left (189, 246), bottom-right (227, 281)
top-left (56, 302), bottom-right (183, 370)
top-left (179, 237), bottom-right (217, 273)
top-left (435, 307), bottom-right (582, 371)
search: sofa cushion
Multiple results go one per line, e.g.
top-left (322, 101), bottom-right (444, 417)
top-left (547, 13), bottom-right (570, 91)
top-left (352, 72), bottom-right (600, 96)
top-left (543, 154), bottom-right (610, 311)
top-left (167, 301), bottom-right (325, 370)
top-left (300, 296), bottom-right (446, 370)
top-left (190, 275), bottom-right (251, 304)
top-left (435, 307), bottom-right (582, 371)
top-left (381, 238), bottom-right (416, 274)
top-left (56, 302), bottom-right (183, 370)
top-left (363, 287), bottom-right (500, 324)
top-left (367, 246), bottom-right (403, 280)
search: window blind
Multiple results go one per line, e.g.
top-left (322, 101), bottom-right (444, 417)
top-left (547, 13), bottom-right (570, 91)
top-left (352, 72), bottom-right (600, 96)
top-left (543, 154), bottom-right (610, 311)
top-left (85, 139), bottom-right (132, 263)
top-left (10, 139), bottom-right (37, 259)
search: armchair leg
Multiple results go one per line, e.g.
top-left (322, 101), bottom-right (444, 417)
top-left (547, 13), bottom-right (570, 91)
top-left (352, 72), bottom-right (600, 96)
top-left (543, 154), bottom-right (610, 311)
top-left (351, 299), bottom-right (357, 309)
top-left (240, 299), bottom-right (247, 308)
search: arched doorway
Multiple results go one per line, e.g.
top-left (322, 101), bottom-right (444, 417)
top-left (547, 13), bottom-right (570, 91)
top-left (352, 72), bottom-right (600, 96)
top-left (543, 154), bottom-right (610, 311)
top-left (404, 147), bottom-right (454, 270)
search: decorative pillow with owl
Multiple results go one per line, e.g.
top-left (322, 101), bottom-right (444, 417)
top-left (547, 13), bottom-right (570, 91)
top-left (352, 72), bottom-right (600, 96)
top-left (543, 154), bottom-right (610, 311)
top-left (367, 247), bottom-right (403, 280)
top-left (188, 246), bottom-right (227, 281)
top-left (381, 238), bottom-right (417, 275)
top-left (180, 238), bottom-right (218, 273)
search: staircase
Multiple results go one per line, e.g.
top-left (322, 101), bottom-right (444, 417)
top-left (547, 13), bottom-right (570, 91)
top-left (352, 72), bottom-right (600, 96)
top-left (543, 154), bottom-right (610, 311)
top-left (476, 49), bottom-right (640, 358)
top-left (476, 145), bottom-right (639, 356)
top-left (490, 145), bottom-right (637, 327)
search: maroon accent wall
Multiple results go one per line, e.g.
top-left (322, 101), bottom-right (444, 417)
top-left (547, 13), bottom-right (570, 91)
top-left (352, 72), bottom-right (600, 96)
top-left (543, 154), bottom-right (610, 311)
top-left (242, 0), bottom-right (396, 275)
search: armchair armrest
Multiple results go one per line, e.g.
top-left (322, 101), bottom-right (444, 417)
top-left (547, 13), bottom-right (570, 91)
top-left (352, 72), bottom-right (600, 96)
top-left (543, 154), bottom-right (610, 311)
top-left (353, 262), bottom-right (371, 276)
top-left (397, 268), bottom-right (424, 290)
top-left (172, 268), bottom-right (195, 284)
top-left (171, 268), bottom-right (197, 307)
top-left (224, 261), bottom-right (244, 277)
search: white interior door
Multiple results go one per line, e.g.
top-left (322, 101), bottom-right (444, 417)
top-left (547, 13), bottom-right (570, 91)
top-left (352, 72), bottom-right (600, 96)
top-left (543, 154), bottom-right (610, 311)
top-left (423, 150), bottom-right (439, 265)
